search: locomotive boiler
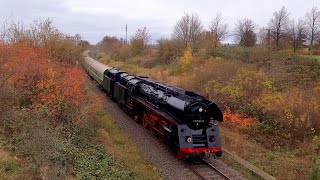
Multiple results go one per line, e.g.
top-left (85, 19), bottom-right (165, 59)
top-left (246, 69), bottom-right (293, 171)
top-left (134, 79), bottom-right (223, 130)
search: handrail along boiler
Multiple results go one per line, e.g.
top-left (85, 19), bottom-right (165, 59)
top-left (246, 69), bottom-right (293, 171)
top-left (83, 52), bottom-right (223, 159)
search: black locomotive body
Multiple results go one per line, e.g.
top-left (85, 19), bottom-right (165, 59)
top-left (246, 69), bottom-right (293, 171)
top-left (84, 53), bottom-right (223, 160)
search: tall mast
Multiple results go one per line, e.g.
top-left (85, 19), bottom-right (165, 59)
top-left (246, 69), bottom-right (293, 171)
top-left (126, 24), bottom-right (128, 43)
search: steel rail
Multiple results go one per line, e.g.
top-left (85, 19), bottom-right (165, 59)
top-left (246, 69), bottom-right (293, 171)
top-left (202, 159), bottom-right (232, 180)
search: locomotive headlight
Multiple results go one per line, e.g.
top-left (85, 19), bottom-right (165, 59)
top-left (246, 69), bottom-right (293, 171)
top-left (198, 107), bottom-right (203, 112)
top-left (186, 136), bottom-right (192, 143)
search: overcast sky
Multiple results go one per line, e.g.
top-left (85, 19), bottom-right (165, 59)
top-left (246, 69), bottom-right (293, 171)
top-left (0, 0), bottom-right (319, 44)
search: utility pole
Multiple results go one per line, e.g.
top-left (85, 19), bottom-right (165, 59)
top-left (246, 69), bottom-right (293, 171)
top-left (266, 28), bottom-right (271, 47)
top-left (126, 24), bottom-right (128, 44)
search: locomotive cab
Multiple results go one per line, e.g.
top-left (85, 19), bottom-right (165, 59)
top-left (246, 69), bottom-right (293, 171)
top-left (104, 68), bottom-right (126, 98)
top-left (114, 73), bottom-right (130, 107)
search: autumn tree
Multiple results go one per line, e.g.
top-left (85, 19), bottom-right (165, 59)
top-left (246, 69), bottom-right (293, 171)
top-left (79, 40), bottom-right (90, 49)
top-left (288, 19), bottom-right (306, 52)
top-left (268, 6), bottom-right (290, 49)
top-left (198, 31), bottom-right (215, 51)
top-left (131, 27), bottom-right (150, 55)
top-left (209, 13), bottom-right (228, 48)
top-left (5, 19), bottom-right (58, 45)
top-left (305, 7), bottom-right (320, 51)
top-left (173, 13), bottom-right (203, 49)
top-left (98, 36), bottom-right (130, 59)
top-left (234, 19), bottom-right (257, 46)
top-left (157, 38), bottom-right (183, 64)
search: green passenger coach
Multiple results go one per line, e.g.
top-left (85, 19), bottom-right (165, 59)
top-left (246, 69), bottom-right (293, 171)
top-left (83, 51), bottom-right (112, 86)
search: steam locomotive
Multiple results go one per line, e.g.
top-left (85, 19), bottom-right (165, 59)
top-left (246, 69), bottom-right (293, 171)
top-left (83, 52), bottom-right (223, 160)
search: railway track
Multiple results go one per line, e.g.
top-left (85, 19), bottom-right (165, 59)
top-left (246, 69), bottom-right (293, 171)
top-left (188, 159), bottom-right (232, 180)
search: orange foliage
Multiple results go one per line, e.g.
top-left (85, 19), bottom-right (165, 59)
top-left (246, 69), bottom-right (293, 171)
top-left (0, 42), bottom-right (87, 118)
top-left (223, 105), bottom-right (256, 129)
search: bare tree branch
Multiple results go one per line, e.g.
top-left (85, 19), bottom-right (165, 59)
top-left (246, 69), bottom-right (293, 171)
top-left (234, 18), bottom-right (257, 46)
top-left (173, 13), bottom-right (203, 49)
top-left (131, 27), bottom-right (150, 55)
top-left (305, 6), bottom-right (320, 51)
top-left (209, 13), bottom-right (228, 48)
top-left (288, 19), bottom-right (306, 52)
top-left (0, 12), bottom-right (13, 40)
top-left (268, 6), bottom-right (290, 49)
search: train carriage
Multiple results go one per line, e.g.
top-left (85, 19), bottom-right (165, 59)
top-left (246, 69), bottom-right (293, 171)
top-left (83, 54), bottom-right (112, 86)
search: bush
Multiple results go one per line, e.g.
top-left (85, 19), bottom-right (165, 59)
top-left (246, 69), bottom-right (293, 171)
top-left (131, 38), bottom-right (144, 56)
top-left (209, 46), bottom-right (320, 89)
top-left (0, 42), bottom-right (87, 120)
top-left (255, 86), bottom-right (320, 141)
top-left (96, 36), bottom-right (131, 61)
top-left (5, 19), bottom-right (84, 66)
top-left (156, 38), bottom-right (183, 64)
top-left (310, 156), bottom-right (320, 180)
top-left (0, 107), bottom-right (133, 179)
top-left (0, 150), bottom-right (21, 179)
